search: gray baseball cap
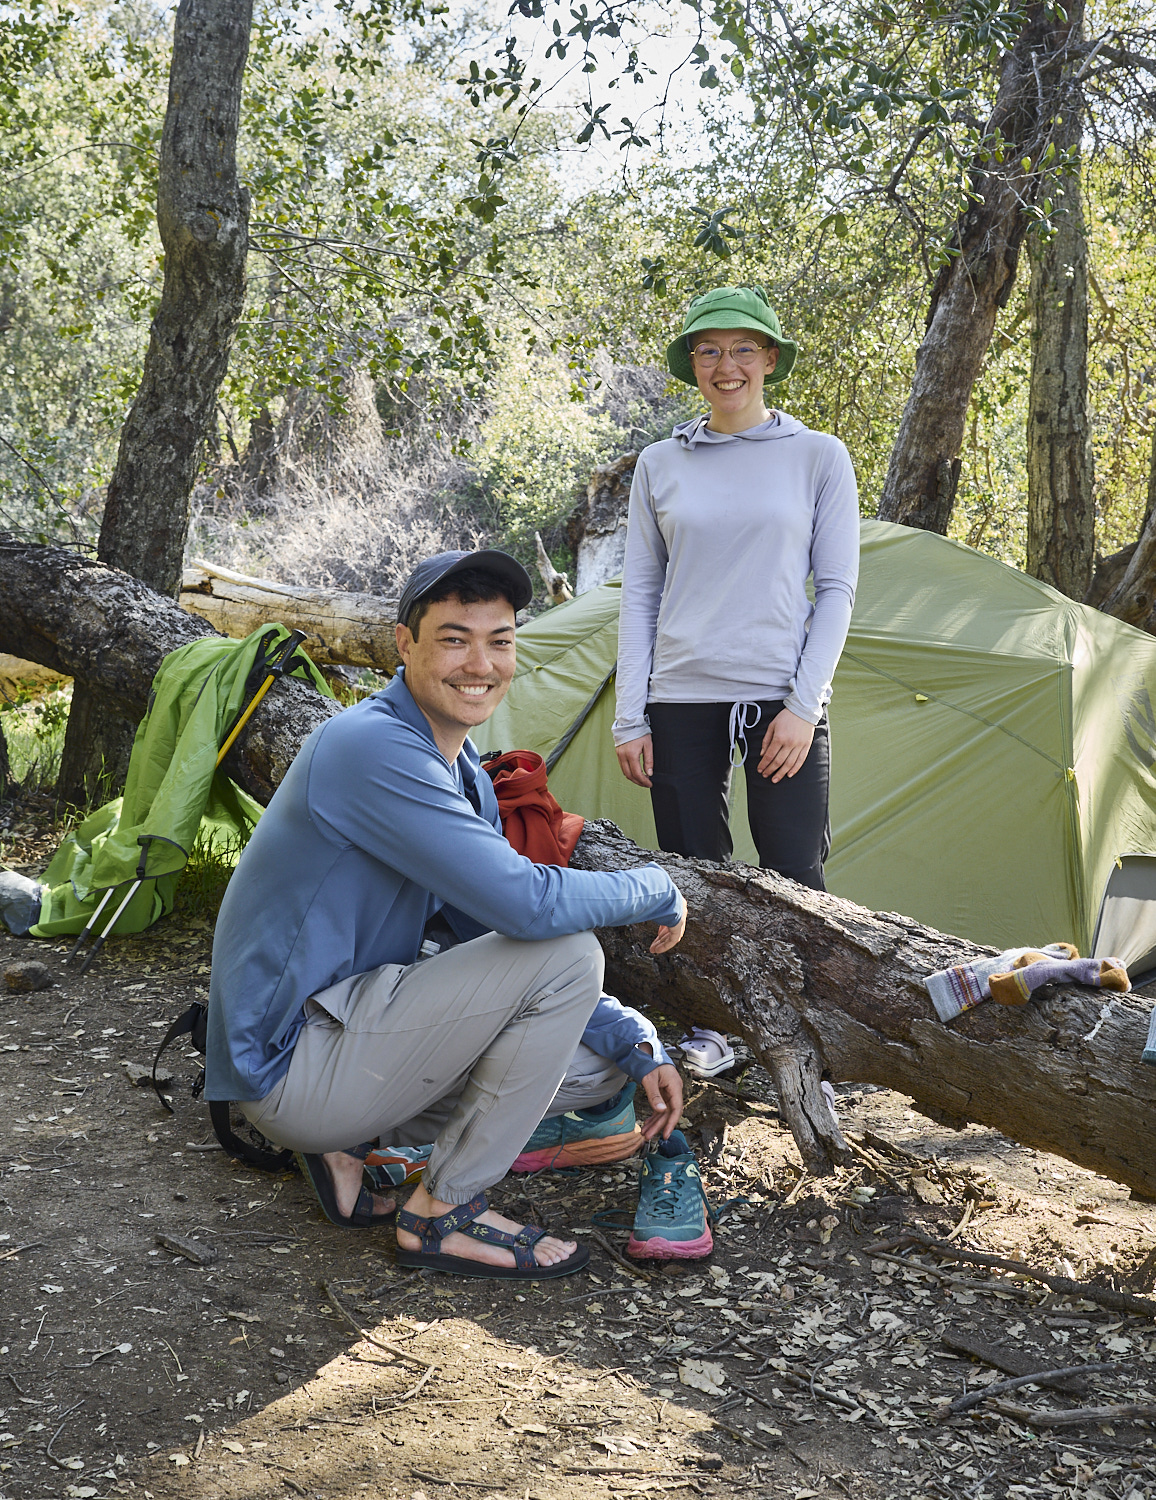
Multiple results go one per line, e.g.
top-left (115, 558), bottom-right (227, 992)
top-left (396, 549), bottom-right (534, 628)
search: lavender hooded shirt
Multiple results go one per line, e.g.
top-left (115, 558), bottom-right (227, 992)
top-left (614, 412), bottom-right (860, 742)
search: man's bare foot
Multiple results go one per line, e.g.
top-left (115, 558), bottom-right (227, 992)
top-left (397, 1182), bottom-right (577, 1269)
top-left (322, 1150), bottom-right (395, 1221)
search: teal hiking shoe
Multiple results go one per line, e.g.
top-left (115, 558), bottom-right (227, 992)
top-left (511, 1080), bottom-right (641, 1172)
top-left (627, 1130), bottom-right (714, 1260)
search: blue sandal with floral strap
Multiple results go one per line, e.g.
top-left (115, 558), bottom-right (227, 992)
top-left (395, 1192), bottom-right (589, 1280)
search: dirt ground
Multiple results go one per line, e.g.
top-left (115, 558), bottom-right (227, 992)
top-left (3, 800), bottom-right (1156, 1500)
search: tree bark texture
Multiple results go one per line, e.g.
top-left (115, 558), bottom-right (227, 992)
top-left (1098, 428), bottom-right (1156, 633)
top-left (59, 0), bottom-right (254, 807)
top-left (5, 539), bottom-right (1156, 1194)
top-left (1085, 543), bottom-right (1136, 610)
top-left (180, 561), bottom-right (401, 674)
top-left (0, 540), bottom-right (338, 805)
top-left (877, 5), bottom-right (1079, 533)
top-left (98, 0), bottom-right (253, 596)
top-left (1025, 8), bottom-right (1094, 600)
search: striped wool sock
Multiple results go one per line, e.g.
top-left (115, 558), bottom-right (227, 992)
top-left (989, 954), bottom-right (1130, 1007)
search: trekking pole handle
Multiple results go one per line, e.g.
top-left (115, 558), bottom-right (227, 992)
top-left (215, 630), bottom-right (308, 768)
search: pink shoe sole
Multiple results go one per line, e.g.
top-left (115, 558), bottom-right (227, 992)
top-left (510, 1129), bottom-right (643, 1174)
top-left (626, 1227), bottom-right (714, 1260)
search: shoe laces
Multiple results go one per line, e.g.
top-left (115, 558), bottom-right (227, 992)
top-left (641, 1153), bottom-right (709, 1224)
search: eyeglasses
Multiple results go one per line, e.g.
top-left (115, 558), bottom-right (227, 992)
top-left (689, 340), bottom-right (770, 366)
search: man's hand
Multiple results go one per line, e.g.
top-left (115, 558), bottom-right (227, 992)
top-left (650, 893), bottom-right (686, 954)
top-left (616, 734), bottom-right (653, 788)
top-left (640, 1062), bottom-right (683, 1141)
top-left (757, 706), bottom-right (815, 782)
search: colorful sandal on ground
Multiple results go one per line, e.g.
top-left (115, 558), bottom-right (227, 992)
top-left (677, 1028), bottom-right (736, 1079)
top-left (295, 1144), bottom-right (397, 1230)
top-left (395, 1192), bottom-right (590, 1280)
top-left (363, 1142), bottom-right (433, 1189)
top-left (626, 1130), bottom-right (715, 1261)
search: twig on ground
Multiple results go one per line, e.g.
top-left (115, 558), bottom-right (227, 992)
top-left (945, 1200), bottom-right (974, 1241)
top-left (410, 1468), bottom-right (505, 1491)
top-left (868, 1248), bottom-right (1043, 1302)
top-left (397, 1363), bottom-right (439, 1403)
top-left (584, 1226), bottom-right (655, 1281)
top-left (323, 1282), bottom-right (438, 1370)
top-left (990, 1399), bottom-right (1156, 1428)
top-left (941, 1328), bottom-right (1088, 1391)
top-left (45, 1399), bottom-right (85, 1462)
top-left (0, 1240), bottom-right (44, 1262)
top-left (710, 1418), bottom-right (775, 1452)
top-left (843, 1138), bottom-right (907, 1193)
top-left (744, 1348), bottom-right (881, 1428)
top-left (945, 1362), bottom-right (1122, 1415)
top-left (893, 1231), bottom-right (1156, 1318)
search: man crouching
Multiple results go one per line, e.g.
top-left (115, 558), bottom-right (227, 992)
top-left (206, 549), bottom-right (687, 1279)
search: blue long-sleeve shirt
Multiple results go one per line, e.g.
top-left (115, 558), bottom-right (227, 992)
top-left (206, 670), bottom-right (683, 1102)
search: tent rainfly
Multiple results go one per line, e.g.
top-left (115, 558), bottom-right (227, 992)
top-left (473, 519), bottom-right (1156, 952)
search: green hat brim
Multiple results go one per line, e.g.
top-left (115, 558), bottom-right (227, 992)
top-left (665, 290), bottom-right (798, 386)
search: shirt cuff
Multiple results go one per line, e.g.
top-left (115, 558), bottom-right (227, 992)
top-left (783, 692), bottom-right (824, 726)
top-left (612, 715), bottom-right (651, 747)
top-left (622, 1041), bottom-right (672, 1084)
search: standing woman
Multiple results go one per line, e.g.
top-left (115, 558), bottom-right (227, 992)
top-left (614, 286), bottom-right (860, 1075)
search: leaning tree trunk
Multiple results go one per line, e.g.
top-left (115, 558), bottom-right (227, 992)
top-left (1025, 5), bottom-right (1094, 600)
top-left (878, 4), bottom-right (1078, 532)
top-left (5, 538), bottom-right (1156, 1195)
top-left (58, 0), bottom-right (254, 807)
top-left (1098, 428), bottom-right (1156, 633)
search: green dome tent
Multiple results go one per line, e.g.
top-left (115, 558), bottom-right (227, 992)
top-left (474, 519), bottom-right (1156, 951)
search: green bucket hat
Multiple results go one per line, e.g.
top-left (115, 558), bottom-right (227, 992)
top-left (666, 285), bottom-right (798, 387)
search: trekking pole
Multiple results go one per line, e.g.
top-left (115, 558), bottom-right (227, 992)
top-left (65, 887), bottom-right (116, 965)
top-left (215, 629), bottom-right (307, 767)
top-left (75, 835), bottom-right (158, 976)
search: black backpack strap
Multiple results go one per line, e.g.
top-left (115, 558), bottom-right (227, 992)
top-left (154, 998), bottom-right (296, 1173)
top-left (152, 1002), bottom-right (206, 1113)
top-left (208, 1100), bottom-right (297, 1175)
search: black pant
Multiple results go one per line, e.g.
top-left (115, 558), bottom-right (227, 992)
top-left (647, 700), bottom-right (831, 889)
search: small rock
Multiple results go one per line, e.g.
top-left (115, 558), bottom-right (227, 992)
top-left (155, 1232), bottom-right (218, 1267)
top-left (4, 960), bottom-right (51, 993)
top-left (124, 1060), bottom-right (172, 1088)
top-left (911, 1175), bottom-right (946, 1205)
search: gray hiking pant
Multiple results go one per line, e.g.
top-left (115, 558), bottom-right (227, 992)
top-left (238, 930), bottom-right (616, 1204)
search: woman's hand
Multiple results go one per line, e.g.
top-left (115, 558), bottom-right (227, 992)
top-left (757, 706), bottom-right (815, 782)
top-left (616, 734), bottom-right (654, 788)
top-left (650, 893), bottom-right (686, 954)
top-left (639, 1062), bottom-right (684, 1141)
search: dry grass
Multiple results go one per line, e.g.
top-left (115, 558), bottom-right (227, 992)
top-left (188, 436), bottom-right (492, 596)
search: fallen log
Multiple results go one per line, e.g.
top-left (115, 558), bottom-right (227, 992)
top-left (573, 822), bottom-right (1156, 1197)
top-left (3, 537), bottom-right (1156, 1193)
top-left (0, 538), bottom-right (340, 804)
top-left (180, 559), bottom-right (400, 674)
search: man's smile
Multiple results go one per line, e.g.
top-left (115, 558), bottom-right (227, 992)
top-left (450, 682), bottom-right (495, 696)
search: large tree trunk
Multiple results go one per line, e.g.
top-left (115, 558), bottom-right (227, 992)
top-left (5, 540), bottom-right (1156, 1196)
top-left (180, 561), bottom-right (401, 673)
top-left (877, 5), bottom-right (1078, 532)
top-left (1025, 17), bottom-right (1094, 600)
top-left (59, 0), bottom-right (254, 806)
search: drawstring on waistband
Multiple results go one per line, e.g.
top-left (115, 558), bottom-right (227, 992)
top-left (728, 701), bottom-right (762, 766)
